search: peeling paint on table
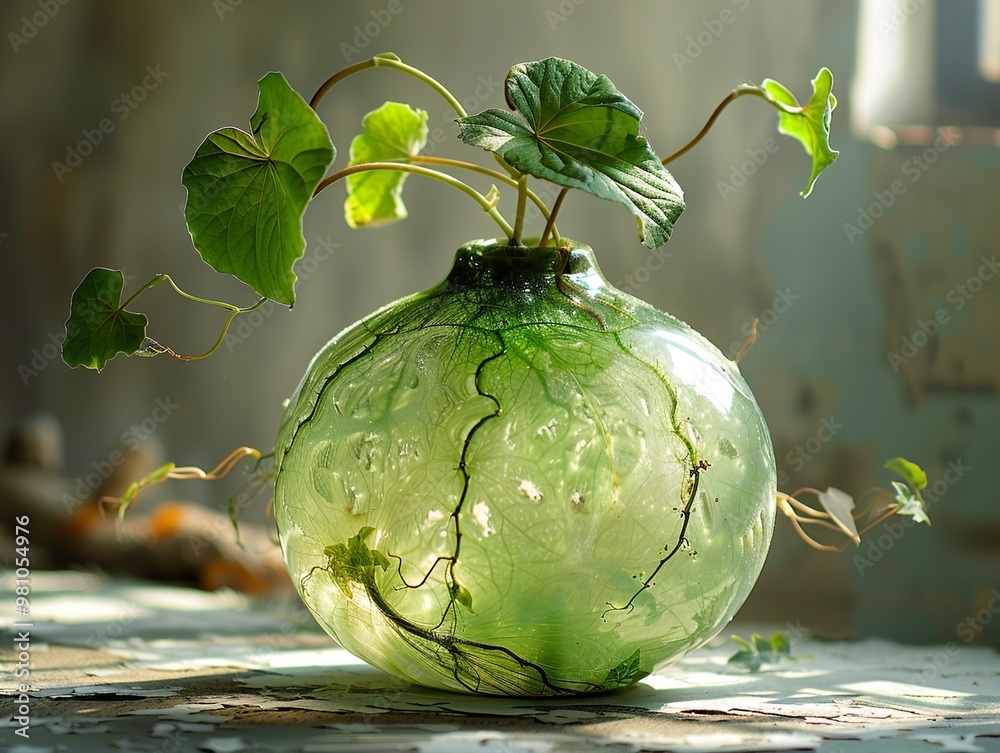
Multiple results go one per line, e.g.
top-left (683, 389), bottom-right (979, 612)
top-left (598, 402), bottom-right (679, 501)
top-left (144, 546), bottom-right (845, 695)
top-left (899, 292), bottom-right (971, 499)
top-left (2, 570), bottom-right (1000, 752)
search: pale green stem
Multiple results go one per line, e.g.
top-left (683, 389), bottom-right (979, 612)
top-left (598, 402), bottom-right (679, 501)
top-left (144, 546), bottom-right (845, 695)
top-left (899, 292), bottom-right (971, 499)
top-left (309, 55), bottom-right (520, 235)
top-left (310, 54), bottom-right (467, 117)
top-left (662, 85), bottom-right (803, 165)
top-left (414, 156), bottom-right (555, 233)
top-left (315, 162), bottom-right (514, 238)
top-left (539, 187), bottom-right (570, 248)
top-left (123, 274), bottom-right (268, 361)
top-left (511, 174), bottom-right (529, 245)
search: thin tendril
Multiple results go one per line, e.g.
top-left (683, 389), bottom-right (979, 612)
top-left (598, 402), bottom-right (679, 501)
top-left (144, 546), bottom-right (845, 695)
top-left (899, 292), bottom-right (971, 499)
top-left (662, 86), bottom-right (802, 165)
top-left (123, 274), bottom-right (268, 362)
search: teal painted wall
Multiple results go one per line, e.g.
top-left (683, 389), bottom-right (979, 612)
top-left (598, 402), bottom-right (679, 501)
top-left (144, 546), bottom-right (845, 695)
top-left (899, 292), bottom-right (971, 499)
top-left (1, 0), bottom-right (996, 646)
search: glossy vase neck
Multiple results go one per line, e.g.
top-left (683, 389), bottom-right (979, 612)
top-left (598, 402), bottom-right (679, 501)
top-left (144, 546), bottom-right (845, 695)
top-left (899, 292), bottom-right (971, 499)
top-left (446, 239), bottom-right (607, 294)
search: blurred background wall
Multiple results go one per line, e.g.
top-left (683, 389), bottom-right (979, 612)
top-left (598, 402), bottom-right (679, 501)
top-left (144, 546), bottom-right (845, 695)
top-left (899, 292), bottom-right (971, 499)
top-left (1, 0), bottom-right (997, 646)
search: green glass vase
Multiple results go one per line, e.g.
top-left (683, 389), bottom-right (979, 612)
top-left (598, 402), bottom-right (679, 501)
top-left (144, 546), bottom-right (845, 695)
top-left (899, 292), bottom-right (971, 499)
top-left (274, 239), bottom-right (776, 696)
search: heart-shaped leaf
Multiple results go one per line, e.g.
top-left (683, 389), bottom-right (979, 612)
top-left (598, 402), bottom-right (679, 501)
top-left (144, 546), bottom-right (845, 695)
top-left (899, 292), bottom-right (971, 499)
top-left (345, 102), bottom-right (428, 228)
top-left (884, 456), bottom-right (928, 491)
top-left (182, 72), bottom-right (335, 306)
top-left (62, 268), bottom-right (148, 371)
top-left (761, 67), bottom-right (838, 197)
top-left (456, 57), bottom-right (684, 249)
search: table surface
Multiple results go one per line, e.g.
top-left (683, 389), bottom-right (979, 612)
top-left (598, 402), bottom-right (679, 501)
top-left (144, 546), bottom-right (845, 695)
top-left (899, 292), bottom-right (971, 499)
top-left (2, 570), bottom-right (999, 753)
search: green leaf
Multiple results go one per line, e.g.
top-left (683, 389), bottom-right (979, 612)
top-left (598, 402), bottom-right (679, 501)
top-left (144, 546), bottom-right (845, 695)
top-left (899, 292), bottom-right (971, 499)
top-left (760, 67), bottom-right (838, 197)
top-left (730, 634), bottom-right (753, 651)
top-left (728, 649), bottom-right (762, 672)
top-left (345, 102), bottom-right (428, 228)
top-left (768, 631), bottom-right (791, 656)
top-left (348, 526), bottom-right (377, 566)
top-left (751, 633), bottom-right (771, 655)
top-left (452, 583), bottom-right (475, 613)
top-left (728, 632), bottom-right (792, 672)
top-left (885, 457), bottom-right (928, 491)
top-left (891, 481), bottom-right (931, 526)
top-left (182, 72), bottom-right (335, 306)
top-left (324, 543), bottom-right (348, 562)
top-left (325, 527), bottom-right (390, 598)
top-left (456, 57), bottom-right (684, 249)
top-left (62, 268), bottom-right (148, 371)
top-left (602, 648), bottom-right (647, 688)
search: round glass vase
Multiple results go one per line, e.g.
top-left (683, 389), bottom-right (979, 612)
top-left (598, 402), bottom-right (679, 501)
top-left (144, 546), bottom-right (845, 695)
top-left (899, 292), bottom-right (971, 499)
top-left (274, 238), bottom-right (776, 696)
